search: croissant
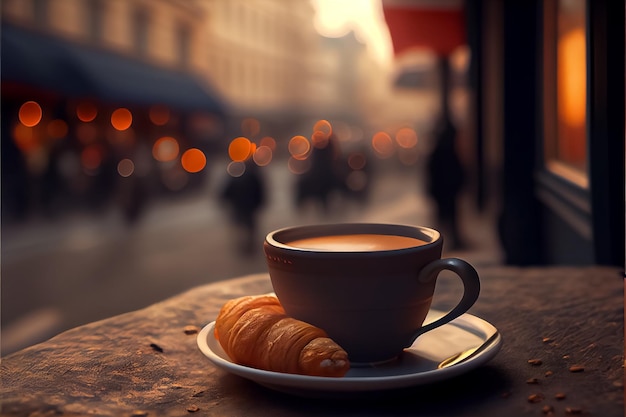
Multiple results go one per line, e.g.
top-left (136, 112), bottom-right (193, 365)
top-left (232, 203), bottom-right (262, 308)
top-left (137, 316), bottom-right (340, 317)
top-left (214, 295), bottom-right (350, 377)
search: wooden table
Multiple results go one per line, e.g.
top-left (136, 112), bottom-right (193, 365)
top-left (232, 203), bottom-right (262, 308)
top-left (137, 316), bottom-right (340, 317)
top-left (1, 266), bottom-right (623, 416)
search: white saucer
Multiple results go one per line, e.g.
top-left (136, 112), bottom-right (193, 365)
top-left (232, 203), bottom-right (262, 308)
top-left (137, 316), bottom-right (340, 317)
top-left (197, 310), bottom-right (502, 396)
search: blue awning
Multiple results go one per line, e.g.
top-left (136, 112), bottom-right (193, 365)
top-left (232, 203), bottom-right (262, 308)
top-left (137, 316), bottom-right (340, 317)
top-left (1, 22), bottom-right (227, 115)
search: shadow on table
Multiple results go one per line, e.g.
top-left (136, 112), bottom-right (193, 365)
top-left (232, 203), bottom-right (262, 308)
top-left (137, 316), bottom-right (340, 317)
top-left (216, 365), bottom-right (512, 416)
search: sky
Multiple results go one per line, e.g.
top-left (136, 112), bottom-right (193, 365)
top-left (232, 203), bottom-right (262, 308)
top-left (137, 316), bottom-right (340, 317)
top-left (311, 0), bottom-right (394, 65)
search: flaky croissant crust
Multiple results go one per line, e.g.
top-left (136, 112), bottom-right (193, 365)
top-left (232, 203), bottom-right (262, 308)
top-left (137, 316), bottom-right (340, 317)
top-left (214, 295), bottom-right (350, 377)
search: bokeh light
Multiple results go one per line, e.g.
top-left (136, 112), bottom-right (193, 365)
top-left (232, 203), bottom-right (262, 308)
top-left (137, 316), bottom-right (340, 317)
top-left (111, 108), bottom-right (133, 131)
top-left (76, 123), bottom-right (98, 144)
top-left (152, 136), bottom-right (180, 162)
top-left (117, 158), bottom-right (135, 177)
top-left (346, 170), bottom-right (368, 191)
top-left (228, 137), bottom-right (254, 161)
top-left (81, 145), bottom-right (103, 172)
top-left (227, 160), bottom-right (246, 177)
top-left (13, 124), bottom-right (37, 153)
top-left (395, 127), bottom-right (418, 149)
top-left (313, 119), bottom-right (332, 137)
top-left (259, 136), bottom-right (277, 151)
top-left (149, 104), bottom-right (170, 126)
top-left (288, 135), bottom-right (311, 160)
top-left (348, 152), bottom-right (367, 171)
top-left (372, 131), bottom-right (395, 159)
top-left (311, 130), bottom-right (330, 149)
top-left (253, 145), bottom-right (273, 166)
top-left (47, 119), bottom-right (68, 139)
top-left (181, 148), bottom-right (207, 173)
top-left (76, 101), bottom-right (98, 122)
top-left (19, 101), bottom-right (42, 127)
top-left (287, 156), bottom-right (311, 174)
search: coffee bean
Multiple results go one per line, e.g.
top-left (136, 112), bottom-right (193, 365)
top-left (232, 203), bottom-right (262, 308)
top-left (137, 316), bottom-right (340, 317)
top-left (544, 370), bottom-right (553, 377)
top-left (569, 365), bottom-right (584, 373)
top-left (528, 359), bottom-right (543, 366)
top-left (542, 337), bottom-right (553, 343)
top-left (184, 325), bottom-right (200, 335)
top-left (131, 411), bottom-right (148, 417)
top-left (528, 393), bottom-right (544, 403)
top-left (565, 406), bottom-right (582, 414)
top-left (526, 378), bottom-right (540, 384)
top-left (186, 405), bottom-right (200, 413)
top-left (555, 393), bottom-right (567, 400)
top-left (542, 405), bottom-right (554, 414)
top-left (150, 343), bottom-right (164, 353)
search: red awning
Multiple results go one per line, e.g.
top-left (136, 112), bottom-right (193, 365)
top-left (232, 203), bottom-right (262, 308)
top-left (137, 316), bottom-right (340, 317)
top-left (382, 0), bottom-right (466, 56)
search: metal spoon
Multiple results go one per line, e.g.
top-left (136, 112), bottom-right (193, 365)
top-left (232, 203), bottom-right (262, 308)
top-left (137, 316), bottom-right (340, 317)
top-left (437, 330), bottom-right (501, 369)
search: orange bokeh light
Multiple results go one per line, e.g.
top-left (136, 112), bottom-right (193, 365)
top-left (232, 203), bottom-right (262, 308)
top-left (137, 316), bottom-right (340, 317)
top-left (259, 136), bottom-right (277, 151)
top-left (149, 105), bottom-right (170, 126)
top-left (372, 131), bottom-right (395, 159)
top-left (348, 152), bottom-right (367, 171)
top-left (19, 101), bottom-right (42, 127)
top-left (81, 145), bottom-right (103, 171)
top-left (76, 101), bottom-right (98, 122)
top-left (152, 136), bottom-right (180, 162)
top-left (13, 124), bottom-right (37, 153)
top-left (313, 119), bottom-right (332, 137)
top-left (253, 145), bottom-right (273, 166)
top-left (288, 135), bottom-right (311, 160)
top-left (111, 108), bottom-right (133, 131)
top-left (181, 148), bottom-right (207, 173)
top-left (395, 127), bottom-right (418, 149)
top-left (47, 119), bottom-right (69, 139)
top-left (229, 137), bottom-right (254, 161)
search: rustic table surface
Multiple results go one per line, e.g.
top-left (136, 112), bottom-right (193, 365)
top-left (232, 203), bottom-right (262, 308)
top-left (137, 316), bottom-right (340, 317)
top-left (1, 266), bottom-right (623, 417)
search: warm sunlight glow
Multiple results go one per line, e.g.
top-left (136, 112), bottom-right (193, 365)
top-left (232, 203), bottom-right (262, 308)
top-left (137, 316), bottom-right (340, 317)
top-left (558, 28), bottom-right (586, 127)
top-left (312, 0), bottom-right (392, 65)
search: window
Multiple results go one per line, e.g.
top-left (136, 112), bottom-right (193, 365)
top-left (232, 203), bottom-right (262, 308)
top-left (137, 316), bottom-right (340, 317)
top-left (86, 0), bottom-right (104, 43)
top-left (33, 0), bottom-right (48, 28)
top-left (133, 7), bottom-right (149, 57)
top-left (543, 0), bottom-right (588, 188)
top-left (176, 23), bottom-right (191, 68)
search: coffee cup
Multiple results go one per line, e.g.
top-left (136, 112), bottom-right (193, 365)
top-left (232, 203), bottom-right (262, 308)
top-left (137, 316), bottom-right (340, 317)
top-left (263, 223), bottom-right (480, 364)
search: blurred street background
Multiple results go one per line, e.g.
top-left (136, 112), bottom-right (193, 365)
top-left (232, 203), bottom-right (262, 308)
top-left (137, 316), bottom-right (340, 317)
top-left (1, 0), bottom-right (505, 355)
top-left (2, 157), bottom-right (502, 355)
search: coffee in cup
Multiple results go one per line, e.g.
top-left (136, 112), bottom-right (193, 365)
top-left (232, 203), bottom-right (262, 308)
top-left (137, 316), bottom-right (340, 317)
top-left (263, 223), bottom-right (480, 364)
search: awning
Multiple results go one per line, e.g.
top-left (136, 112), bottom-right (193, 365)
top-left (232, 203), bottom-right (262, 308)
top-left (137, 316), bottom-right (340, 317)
top-left (382, 0), bottom-right (466, 57)
top-left (1, 22), bottom-right (227, 115)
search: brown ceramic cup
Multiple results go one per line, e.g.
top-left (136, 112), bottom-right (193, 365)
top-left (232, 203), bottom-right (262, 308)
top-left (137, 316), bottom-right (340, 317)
top-left (263, 223), bottom-right (480, 364)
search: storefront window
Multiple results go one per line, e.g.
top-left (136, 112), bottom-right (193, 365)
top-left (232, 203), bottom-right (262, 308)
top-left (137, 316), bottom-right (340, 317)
top-left (544, 0), bottom-right (588, 188)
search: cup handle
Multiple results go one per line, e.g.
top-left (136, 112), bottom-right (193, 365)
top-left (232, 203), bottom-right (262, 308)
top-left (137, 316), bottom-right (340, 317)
top-left (410, 258), bottom-right (481, 342)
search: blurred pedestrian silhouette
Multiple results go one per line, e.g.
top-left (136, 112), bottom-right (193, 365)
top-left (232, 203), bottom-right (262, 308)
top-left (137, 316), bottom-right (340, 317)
top-left (426, 114), bottom-right (467, 250)
top-left (219, 159), bottom-right (266, 255)
top-left (295, 133), bottom-right (344, 213)
top-left (119, 175), bottom-right (148, 225)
